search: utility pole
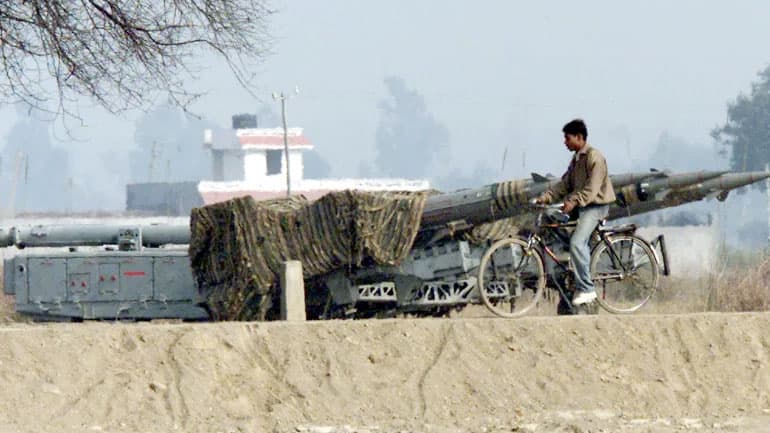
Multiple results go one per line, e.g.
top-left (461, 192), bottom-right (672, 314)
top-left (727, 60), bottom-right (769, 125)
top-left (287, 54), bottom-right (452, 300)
top-left (273, 87), bottom-right (300, 197)
top-left (148, 141), bottom-right (159, 182)
top-left (8, 152), bottom-right (25, 218)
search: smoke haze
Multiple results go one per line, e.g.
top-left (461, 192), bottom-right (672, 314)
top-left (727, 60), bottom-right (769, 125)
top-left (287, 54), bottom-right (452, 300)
top-left (1, 0), bottom-right (769, 247)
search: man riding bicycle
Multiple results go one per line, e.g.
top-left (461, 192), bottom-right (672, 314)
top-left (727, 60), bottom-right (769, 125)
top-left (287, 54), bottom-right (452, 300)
top-left (534, 119), bottom-right (615, 305)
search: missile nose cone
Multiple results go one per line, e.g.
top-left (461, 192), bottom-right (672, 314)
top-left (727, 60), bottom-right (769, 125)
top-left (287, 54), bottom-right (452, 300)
top-left (708, 170), bottom-right (770, 190)
top-left (755, 171), bottom-right (770, 180)
top-left (744, 171), bottom-right (770, 185)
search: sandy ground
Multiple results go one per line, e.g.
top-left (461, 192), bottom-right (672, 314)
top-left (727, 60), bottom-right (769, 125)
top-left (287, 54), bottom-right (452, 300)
top-left (0, 312), bottom-right (769, 433)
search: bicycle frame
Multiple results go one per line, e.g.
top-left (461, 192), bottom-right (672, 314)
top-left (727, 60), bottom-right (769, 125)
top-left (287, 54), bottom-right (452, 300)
top-left (523, 209), bottom-right (643, 313)
top-left (521, 211), bottom-right (577, 312)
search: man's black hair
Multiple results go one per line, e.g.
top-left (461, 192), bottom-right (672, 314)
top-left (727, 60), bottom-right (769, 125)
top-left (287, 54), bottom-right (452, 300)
top-left (562, 119), bottom-right (588, 139)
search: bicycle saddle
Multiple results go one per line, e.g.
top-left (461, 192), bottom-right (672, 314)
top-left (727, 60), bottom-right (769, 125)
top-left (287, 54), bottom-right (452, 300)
top-left (596, 222), bottom-right (637, 234)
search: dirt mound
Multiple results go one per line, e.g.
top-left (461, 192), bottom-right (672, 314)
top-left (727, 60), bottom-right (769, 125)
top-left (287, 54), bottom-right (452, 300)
top-left (0, 313), bottom-right (769, 432)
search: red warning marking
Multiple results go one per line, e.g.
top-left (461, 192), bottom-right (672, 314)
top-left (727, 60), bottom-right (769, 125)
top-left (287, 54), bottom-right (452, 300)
top-left (123, 271), bottom-right (146, 277)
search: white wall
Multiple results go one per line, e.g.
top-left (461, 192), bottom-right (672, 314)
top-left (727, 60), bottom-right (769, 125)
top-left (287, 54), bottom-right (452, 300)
top-left (243, 150), bottom-right (267, 182)
top-left (287, 149), bottom-right (304, 182)
top-left (636, 225), bottom-right (719, 277)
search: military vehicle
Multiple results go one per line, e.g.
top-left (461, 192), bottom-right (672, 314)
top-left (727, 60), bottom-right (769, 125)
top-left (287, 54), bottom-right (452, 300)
top-left (1, 225), bottom-right (209, 320)
top-left (2, 169), bottom-right (765, 321)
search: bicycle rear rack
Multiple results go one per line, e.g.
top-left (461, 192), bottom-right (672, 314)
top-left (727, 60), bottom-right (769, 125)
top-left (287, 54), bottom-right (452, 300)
top-left (649, 234), bottom-right (671, 276)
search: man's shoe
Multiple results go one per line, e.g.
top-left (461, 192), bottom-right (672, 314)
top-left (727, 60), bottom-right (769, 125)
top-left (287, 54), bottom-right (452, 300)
top-left (572, 291), bottom-right (597, 305)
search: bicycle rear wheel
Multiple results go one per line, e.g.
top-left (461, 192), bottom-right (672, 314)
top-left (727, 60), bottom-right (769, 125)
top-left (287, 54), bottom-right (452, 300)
top-left (590, 234), bottom-right (659, 314)
top-left (478, 237), bottom-right (546, 318)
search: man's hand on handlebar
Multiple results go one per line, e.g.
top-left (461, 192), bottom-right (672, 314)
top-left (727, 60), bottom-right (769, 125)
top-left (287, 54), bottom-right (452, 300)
top-left (530, 196), bottom-right (552, 206)
top-left (530, 197), bottom-right (564, 209)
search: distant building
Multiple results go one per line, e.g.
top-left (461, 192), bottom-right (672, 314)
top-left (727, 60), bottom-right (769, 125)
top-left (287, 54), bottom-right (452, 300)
top-left (198, 114), bottom-right (429, 205)
top-left (204, 124), bottom-right (312, 183)
top-left (127, 114), bottom-right (429, 214)
top-left (126, 182), bottom-right (203, 216)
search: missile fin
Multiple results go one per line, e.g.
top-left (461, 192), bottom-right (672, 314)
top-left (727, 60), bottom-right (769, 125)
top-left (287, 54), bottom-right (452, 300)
top-left (650, 168), bottom-right (671, 177)
top-left (717, 190), bottom-right (729, 202)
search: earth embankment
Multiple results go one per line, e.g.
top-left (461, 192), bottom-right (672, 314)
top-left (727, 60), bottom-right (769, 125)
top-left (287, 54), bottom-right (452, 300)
top-left (0, 313), bottom-right (769, 432)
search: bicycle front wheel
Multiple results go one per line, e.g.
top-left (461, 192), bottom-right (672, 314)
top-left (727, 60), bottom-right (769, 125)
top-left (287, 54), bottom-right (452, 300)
top-left (590, 234), bottom-right (659, 314)
top-left (478, 237), bottom-right (546, 318)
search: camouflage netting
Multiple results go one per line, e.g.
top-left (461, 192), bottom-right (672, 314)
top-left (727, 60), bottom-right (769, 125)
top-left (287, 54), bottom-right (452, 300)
top-left (189, 191), bottom-right (429, 321)
top-left (461, 214), bottom-right (535, 244)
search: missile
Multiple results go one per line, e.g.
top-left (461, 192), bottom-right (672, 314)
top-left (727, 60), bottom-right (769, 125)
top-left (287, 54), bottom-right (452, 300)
top-left (6, 170), bottom-right (758, 250)
top-left (685, 170), bottom-right (770, 201)
top-left (526, 170), bottom-right (671, 198)
top-left (420, 170), bottom-right (668, 231)
top-left (0, 224), bottom-right (191, 249)
top-left (0, 171), bottom-right (669, 249)
top-left (614, 170), bottom-right (728, 207)
top-left (609, 170), bottom-right (770, 220)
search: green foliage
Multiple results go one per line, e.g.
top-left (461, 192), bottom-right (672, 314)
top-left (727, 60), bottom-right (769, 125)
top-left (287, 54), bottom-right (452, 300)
top-left (711, 67), bottom-right (770, 172)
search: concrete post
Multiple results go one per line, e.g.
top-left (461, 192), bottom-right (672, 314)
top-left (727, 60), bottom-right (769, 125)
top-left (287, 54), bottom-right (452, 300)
top-left (280, 260), bottom-right (306, 321)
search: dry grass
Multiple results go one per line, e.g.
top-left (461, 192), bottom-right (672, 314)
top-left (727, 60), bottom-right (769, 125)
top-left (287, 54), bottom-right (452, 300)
top-left (645, 250), bottom-right (770, 314)
top-left (645, 276), bottom-right (714, 314)
top-left (706, 254), bottom-right (770, 312)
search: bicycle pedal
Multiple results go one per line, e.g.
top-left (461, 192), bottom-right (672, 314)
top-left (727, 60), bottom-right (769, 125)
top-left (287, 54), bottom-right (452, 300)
top-left (574, 302), bottom-right (598, 315)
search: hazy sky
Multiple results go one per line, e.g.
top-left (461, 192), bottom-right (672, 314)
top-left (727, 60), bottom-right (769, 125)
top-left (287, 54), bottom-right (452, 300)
top-left (250, 0), bottom-right (770, 179)
top-left (2, 0), bottom-right (770, 209)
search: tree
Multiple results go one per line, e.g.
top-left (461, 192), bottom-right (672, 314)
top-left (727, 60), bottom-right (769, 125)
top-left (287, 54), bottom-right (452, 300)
top-left (0, 1), bottom-right (273, 117)
top-left (1, 104), bottom-right (70, 212)
top-left (375, 76), bottom-right (449, 178)
top-left (646, 132), bottom-right (725, 172)
top-left (711, 66), bottom-right (770, 172)
top-left (130, 103), bottom-right (213, 183)
top-left (303, 150), bottom-right (332, 179)
top-left (435, 160), bottom-right (495, 192)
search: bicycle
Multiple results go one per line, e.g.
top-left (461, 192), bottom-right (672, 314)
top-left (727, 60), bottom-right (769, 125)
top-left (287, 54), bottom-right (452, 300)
top-left (477, 205), bottom-right (666, 318)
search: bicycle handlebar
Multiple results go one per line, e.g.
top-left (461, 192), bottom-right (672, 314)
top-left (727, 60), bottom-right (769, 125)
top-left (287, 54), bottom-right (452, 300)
top-left (528, 199), bottom-right (565, 210)
top-left (529, 202), bottom-right (571, 226)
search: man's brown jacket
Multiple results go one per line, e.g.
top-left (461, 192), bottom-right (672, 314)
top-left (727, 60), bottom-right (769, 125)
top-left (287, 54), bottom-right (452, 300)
top-left (539, 145), bottom-right (615, 207)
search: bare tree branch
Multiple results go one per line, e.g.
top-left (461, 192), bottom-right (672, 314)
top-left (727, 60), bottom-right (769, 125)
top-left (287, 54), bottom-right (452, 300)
top-left (0, 0), bottom-right (274, 118)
